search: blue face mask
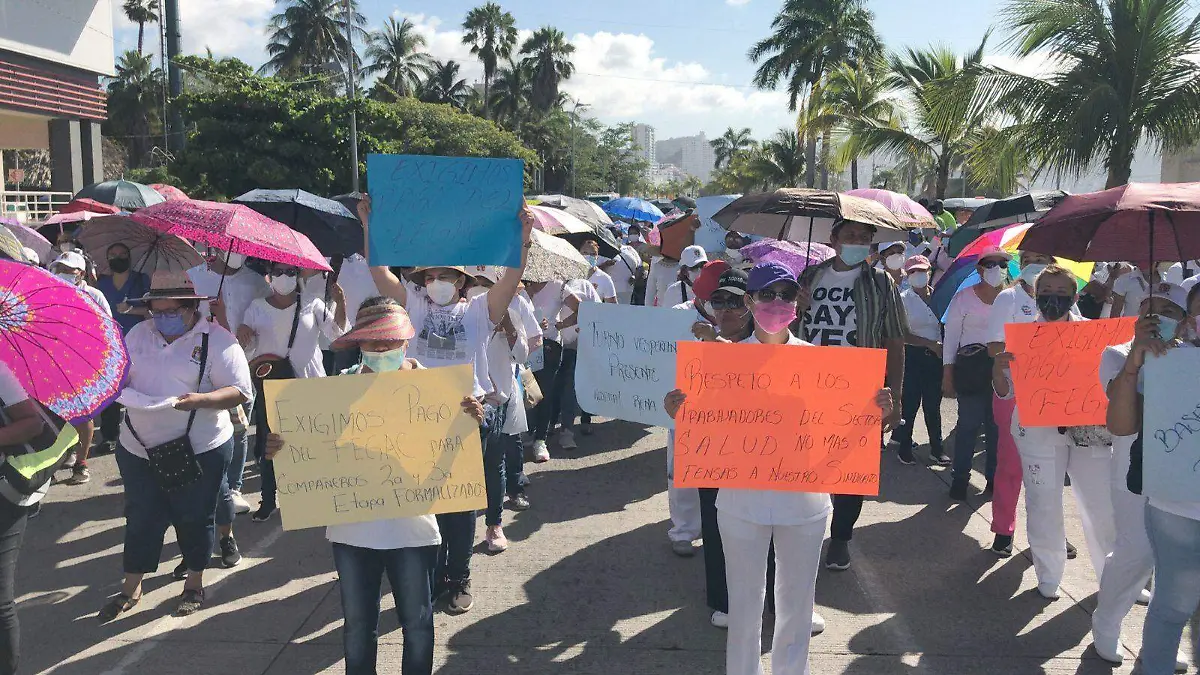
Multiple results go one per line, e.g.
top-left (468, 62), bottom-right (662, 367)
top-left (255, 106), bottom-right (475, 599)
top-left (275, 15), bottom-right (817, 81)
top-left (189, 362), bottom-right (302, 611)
top-left (153, 312), bottom-right (188, 337)
top-left (361, 346), bottom-right (407, 373)
top-left (1153, 315), bottom-right (1181, 341)
top-left (584, 255), bottom-right (602, 267)
top-left (839, 244), bottom-right (871, 266)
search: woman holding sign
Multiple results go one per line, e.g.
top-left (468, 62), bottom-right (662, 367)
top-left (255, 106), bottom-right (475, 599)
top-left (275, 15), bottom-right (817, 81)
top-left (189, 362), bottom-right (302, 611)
top-left (664, 262), bottom-right (893, 675)
top-left (1099, 283), bottom-right (1198, 674)
top-left (992, 265), bottom-right (1116, 601)
top-left (265, 298), bottom-right (486, 675)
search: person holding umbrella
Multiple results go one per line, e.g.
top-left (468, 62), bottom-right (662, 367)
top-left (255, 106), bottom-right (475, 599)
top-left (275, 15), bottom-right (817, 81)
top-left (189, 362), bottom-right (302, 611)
top-left (98, 271), bottom-right (252, 621)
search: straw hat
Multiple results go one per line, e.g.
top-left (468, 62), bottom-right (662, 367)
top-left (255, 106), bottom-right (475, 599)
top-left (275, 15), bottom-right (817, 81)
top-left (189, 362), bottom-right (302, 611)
top-left (130, 270), bottom-right (212, 303)
top-left (330, 301), bottom-right (417, 350)
top-left (405, 265), bottom-right (470, 284)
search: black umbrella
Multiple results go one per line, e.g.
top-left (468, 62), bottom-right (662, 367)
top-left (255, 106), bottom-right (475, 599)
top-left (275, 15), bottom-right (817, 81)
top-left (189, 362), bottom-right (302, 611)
top-left (75, 180), bottom-right (165, 211)
top-left (330, 191), bottom-right (366, 219)
top-left (558, 227), bottom-right (621, 258)
top-left (233, 189), bottom-right (362, 256)
top-left (673, 196), bottom-right (697, 210)
top-left (948, 190), bottom-right (1069, 256)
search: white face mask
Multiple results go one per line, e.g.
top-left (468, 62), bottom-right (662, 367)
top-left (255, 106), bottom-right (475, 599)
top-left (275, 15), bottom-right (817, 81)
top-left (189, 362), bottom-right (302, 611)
top-left (225, 252), bottom-right (246, 269)
top-left (426, 279), bottom-right (459, 305)
top-left (465, 286), bottom-right (488, 301)
top-left (884, 253), bottom-right (905, 271)
top-left (56, 271), bottom-right (79, 285)
top-left (1019, 263), bottom-right (1047, 285)
top-left (909, 271), bottom-right (930, 289)
top-left (269, 274), bottom-right (298, 295)
top-left (982, 267), bottom-right (1006, 287)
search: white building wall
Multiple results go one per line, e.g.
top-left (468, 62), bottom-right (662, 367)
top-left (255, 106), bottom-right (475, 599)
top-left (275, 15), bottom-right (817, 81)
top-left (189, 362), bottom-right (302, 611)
top-left (0, 0), bottom-right (115, 76)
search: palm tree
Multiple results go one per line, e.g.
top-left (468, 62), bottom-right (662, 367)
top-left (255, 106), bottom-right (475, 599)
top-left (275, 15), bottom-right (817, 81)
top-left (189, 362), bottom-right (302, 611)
top-left (106, 50), bottom-right (162, 166)
top-left (261, 0), bottom-right (367, 79)
top-left (748, 0), bottom-right (881, 187)
top-left (710, 127), bottom-right (755, 169)
top-left (751, 129), bottom-right (807, 188)
top-left (364, 17), bottom-right (434, 99)
top-left (819, 62), bottom-right (898, 188)
top-left (421, 60), bottom-right (472, 110)
top-left (520, 27), bottom-right (576, 112)
top-left (122, 0), bottom-right (159, 55)
top-left (969, 0), bottom-right (1200, 188)
top-left (462, 3), bottom-right (518, 120)
top-left (490, 59), bottom-right (533, 131)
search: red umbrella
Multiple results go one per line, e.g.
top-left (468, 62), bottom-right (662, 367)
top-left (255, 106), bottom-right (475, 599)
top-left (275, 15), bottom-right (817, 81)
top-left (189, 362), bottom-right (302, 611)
top-left (1020, 182), bottom-right (1200, 265)
top-left (150, 183), bottom-right (189, 201)
top-left (57, 198), bottom-right (121, 216)
top-left (131, 200), bottom-right (332, 271)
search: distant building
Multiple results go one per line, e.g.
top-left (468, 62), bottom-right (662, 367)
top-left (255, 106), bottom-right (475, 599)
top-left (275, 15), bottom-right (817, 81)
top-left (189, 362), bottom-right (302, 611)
top-left (646, 163), bottom-right (688, 187)
top-left (0, 0), bottom-right (112, 202)
top-left (656, 132), bottom-right (715, 183)
top-left (631, 124), bottom-right (656, 166)
top-left (1162, 146), bottom-right (1200, 183)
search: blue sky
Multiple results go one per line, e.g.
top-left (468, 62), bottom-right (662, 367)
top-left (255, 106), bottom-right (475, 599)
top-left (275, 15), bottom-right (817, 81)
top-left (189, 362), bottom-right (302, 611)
top-left (111, 0), bottom-right (1014, 140)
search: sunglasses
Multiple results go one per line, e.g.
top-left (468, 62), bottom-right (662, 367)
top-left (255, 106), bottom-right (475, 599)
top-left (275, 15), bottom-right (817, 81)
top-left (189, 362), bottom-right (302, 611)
top-left (978, 260), bottom-right (1006, 269)
top-left (708, 297), bottom-right (744, 310)
top-left (753, 288), bottom-right (799, 303)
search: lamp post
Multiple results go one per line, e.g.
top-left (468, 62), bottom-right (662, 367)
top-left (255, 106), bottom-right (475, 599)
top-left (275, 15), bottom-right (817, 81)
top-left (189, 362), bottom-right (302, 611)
top-left (344, 0), bottom-right (360, 193)
top-left (569, 99), bottom-right (587, 198)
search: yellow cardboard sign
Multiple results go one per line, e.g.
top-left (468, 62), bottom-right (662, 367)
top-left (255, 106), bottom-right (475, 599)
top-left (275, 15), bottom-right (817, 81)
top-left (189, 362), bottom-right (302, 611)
top-left (262, 365), bottom-right (486, 531)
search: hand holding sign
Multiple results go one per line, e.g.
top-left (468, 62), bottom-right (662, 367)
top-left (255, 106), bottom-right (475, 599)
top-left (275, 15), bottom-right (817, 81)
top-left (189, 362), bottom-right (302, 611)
top-left (671, 341), bottom-right (888, 495)
top-left (1005, 318), bottom-right (1134, 427)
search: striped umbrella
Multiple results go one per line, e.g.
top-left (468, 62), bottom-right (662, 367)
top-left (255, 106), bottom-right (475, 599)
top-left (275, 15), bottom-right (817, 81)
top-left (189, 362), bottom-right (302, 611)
top-left (844, 189), bottom-right (935, 226)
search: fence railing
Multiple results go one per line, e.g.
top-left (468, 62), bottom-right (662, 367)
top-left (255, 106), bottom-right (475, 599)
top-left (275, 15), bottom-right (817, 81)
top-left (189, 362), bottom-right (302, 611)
top-left (0, 190), bottom-right (73, 223)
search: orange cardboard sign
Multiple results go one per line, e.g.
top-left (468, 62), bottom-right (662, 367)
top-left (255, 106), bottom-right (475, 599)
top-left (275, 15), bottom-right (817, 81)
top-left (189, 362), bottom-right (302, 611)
top-left (672, 341), bottom-right (887, 495)
top-left (1005, 318), bottom-right (1135, 427)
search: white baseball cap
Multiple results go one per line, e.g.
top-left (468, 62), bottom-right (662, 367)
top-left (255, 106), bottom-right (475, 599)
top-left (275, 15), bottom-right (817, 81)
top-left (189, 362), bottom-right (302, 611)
top-left (680, 245), bottom-right (708, 269)
top-left (470, 265), bottom-right (505, 284)
top-left (52, 251), bottom-right (87, 271)
top-left (1144, 282), bottom-right (1190, 313)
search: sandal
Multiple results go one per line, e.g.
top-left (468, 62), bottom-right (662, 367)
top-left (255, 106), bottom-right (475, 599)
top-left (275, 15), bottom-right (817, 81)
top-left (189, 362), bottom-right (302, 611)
top-left (174, 589), bottom-right (204, 617)
top-left (97, 593), bottom-right (140, 624)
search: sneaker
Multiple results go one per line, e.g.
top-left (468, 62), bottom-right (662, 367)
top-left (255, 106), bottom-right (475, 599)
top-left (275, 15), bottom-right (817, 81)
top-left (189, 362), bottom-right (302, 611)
top-left (445, 580), bottom-right (474, 614)
top-left (1137, 587), bottom-right (1152, 605)
top-left (252, 502), bottom-right (277, 522)
top-left (508, 494), bottom-right (531, 511)
top-left (63, 451), bottom-right (77, 470)
top-left (949, 477), bottom-right (969, 501)
top-left (811, 611), bottom-right (826, 635)
top-left (825, 539), bottom-right (851, 571)
top-left (532, 440), bottom-right (550, 463)
top-left (710, 610), bottom-right (728, 629)
top-left (172, 561), bottom-right (188, 581)
top-left (1037, 583), bottom-right (1060, 600)
top-left (896, 445), bottom-right (916, 465)
top-left (219, 535), bottom-right (242, 568)
top-left (1092, 635), bottom-right (1124, 665)
top-left (990, 534), bottom-right (1014, 557)
top-left (671, 540), bottom-right (697, 557)
top-left (557, 428), bottom-right (577, 450)
top-left (230, 490), bottom-right (251, 515)
top-left (486, 525), bottom-right (508, 553)
top-left (66, 466), bottom-right (90, 485)
top-left (1065, 540), bottom-right (1078, 559)
top-left (930, 450), bottom-right (951, 465)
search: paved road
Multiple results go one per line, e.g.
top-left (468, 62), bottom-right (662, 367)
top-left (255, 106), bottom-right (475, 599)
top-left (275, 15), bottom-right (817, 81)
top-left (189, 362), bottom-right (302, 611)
top-left (21, 401), bottom-right (1198, 674)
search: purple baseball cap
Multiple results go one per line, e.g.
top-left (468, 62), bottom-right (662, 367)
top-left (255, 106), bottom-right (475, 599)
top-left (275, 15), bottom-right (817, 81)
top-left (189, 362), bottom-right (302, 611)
top-left (747, 261), bottom-right (799, 292)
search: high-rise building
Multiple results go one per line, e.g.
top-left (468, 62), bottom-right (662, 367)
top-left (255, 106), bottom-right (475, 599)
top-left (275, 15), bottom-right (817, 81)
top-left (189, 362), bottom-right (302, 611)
top-left (657, 132), bottom-right (716, 183)
top-left (631, 124), bottom-right (656, 166)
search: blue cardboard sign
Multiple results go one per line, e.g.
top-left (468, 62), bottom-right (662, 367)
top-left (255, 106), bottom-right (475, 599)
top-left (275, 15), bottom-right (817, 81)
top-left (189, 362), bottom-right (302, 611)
top-left (366, 154), bottom-right (524, 267)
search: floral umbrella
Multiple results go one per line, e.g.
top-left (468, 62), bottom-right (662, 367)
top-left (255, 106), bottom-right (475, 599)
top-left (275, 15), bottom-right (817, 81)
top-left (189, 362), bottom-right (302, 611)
top-left (76, 215), bottom-right (205, 275)
top-left (522, 229), bottom-right (591, 283)
top-left (132, 200), bottom-right (332, 271)
top-left (0, 260), bottom-right (128, 423)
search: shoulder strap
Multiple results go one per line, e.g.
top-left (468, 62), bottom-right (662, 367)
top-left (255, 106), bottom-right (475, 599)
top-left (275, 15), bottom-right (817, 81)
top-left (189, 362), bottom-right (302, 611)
top-left (285, 297), bottom-right (302, 356)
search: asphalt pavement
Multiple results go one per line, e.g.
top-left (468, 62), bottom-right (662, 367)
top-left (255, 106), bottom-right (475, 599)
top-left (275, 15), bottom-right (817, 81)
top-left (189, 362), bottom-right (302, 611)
top-left (20, 401), bottom-right (1198, 674)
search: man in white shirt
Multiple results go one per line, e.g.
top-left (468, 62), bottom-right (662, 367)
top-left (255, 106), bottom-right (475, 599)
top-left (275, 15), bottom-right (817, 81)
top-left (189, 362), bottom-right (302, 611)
top-left (663, 245), bottom-right (708, 307)
top-left (604, 243), bottom-right (643, 304)
top-left (1110, 265), bottom-right (1159, 318)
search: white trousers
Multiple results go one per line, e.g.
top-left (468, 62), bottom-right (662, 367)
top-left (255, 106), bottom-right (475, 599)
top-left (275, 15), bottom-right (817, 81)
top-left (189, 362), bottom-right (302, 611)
top-left (719, 510), bottom-right (827, 675)
top-left (667, 430), bottom-right (702, 542)
top-left (1092, 440), bottom-right (1153, 650)
top-left (1016, 431), bottom-right (1116, 591)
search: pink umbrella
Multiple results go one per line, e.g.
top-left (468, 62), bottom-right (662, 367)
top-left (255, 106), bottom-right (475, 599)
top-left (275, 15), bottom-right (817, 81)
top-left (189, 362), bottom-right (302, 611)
top-left (44, 211), bottom-right (104, 227)
top-left (131, 200), bottom-right (332, 271)
top-left (150, 183), bottom-right (189, 201)
top-left (740, 238), bottom-right (835, 275)
top-left (0, 260), bottom-right (129, 423)
top-left (528, 204), bottom-right (592, 236)
top-left (844, 189), bottom-right (935, 226)
top-left (2, 222), bottom-right (52, 264)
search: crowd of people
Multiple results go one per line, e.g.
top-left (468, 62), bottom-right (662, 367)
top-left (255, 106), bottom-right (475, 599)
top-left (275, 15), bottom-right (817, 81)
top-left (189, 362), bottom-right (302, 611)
top-left (0, 193), bottom-right (1195, 675)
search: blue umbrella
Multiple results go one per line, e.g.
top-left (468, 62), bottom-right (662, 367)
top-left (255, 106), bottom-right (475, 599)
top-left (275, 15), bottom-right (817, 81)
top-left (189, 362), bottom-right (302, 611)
top-left (233, 188), bottom-right (362, 256)
top-left (603, 197), bottom-right (664, 223)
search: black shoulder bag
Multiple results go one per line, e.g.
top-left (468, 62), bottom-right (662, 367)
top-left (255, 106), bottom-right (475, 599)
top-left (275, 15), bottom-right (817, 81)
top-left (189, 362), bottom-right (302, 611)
top-left (250, 299), bottom-right (303, 441)
top-left (124, 333), bottom-right (209, 491)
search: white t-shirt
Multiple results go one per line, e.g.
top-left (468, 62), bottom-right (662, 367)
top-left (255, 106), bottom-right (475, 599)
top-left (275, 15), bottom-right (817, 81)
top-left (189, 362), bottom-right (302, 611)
top-left (803, 266), bottom-right (860, 346)
top-left (900, 288), bottom-right (941, 343)
top-left (647, 257), bottom-right (679, 307)
top-left (557, 278), bottom-right (602, 347)
top-left (1113, 271), bottom-right (1153, 317)
top-left (118, 320), bottom-right (253, 459)
top-left (664, 280), bottom-right (694, 307)
top-left (943, 286), bottom-right (996, 365)
top-left (405, 293), bottom-right (493, 397)
top-left (1184, 275), bottom-right (1200, 295)
top-left (78, 283), bottom-right (112, 317)
top-left (1098, 341), bottom-right (1200, 521)
top-left (338, 254), bottom-right (381, 322)
top-left (714, 332), bottom-right (833, 526)
top-left (243, 296), bottom-right (348, 379)
top-left (987, 284), bottom-right (1039, 344)
top-left (327, 515), bottom-right (441, 550)
top-left (608, 245), bottom-right (642, 303)
top-left (1165, 261), bottom-right (1200, 286)
top-left (187, 264), bottom-right (272, 335)
top-left (589, 268), bottom-right (617, 301)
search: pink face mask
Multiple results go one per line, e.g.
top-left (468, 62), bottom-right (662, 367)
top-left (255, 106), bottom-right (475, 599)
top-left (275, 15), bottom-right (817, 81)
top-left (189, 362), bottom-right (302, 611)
top-left (752, 300), bottom-right (797, 334)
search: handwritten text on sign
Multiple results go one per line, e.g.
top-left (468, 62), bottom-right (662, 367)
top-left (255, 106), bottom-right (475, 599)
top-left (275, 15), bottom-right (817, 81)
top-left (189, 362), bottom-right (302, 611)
top-left (672, 342), bottom-right (886, 495)
top-left (262, 365), bottom-right (486, 531)
top-left (1142, 349), bottom-right (1200, 503)
top-left (1005, 318), bottom-right (1134, 426)
top-left (575, 303), bottom-right (696, 426)
top-left (366, 154), bottom-right (524, 268)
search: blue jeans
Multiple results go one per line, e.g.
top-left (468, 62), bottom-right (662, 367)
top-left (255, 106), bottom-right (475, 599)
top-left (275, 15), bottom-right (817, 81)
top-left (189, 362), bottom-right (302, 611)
top-left (116, 440), bottom-right (233, 574)
top-left (891, 346), bottom-right (944, 455)
top-left (952, 391), bottom-right (997, 482)
top-left (500, 432), bottom-right (527, 498)
top-left (1139, 505), bottom-right (1200, 674)
top-left (435, 421), bottom-right (487, 582)
top-left (483, 404), bottom-right (508, 527)
top-left (332, 542), bottom-right (437, 675)
top-left (227, 400), bottom-right (252, 493)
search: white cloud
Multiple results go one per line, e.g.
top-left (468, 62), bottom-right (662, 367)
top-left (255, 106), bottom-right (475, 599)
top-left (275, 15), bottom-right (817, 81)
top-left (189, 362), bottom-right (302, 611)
top-left (726, 0), bottom-right (754, 6)
top-left (111, 0), bottom-right (273, 64)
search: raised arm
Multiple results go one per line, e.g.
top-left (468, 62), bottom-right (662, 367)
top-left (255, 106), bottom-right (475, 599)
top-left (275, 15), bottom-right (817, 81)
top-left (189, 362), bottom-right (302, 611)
top-left (358, 193), bottom-right (409, 305)
top-left (487, 205), bottom-right (535, 325)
